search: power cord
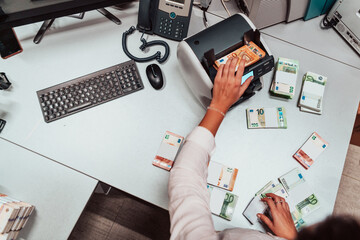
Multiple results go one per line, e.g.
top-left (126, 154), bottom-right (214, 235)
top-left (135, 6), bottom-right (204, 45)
top-left (193, 0), bottom-right (212, 28)
top-left (221, 0), bottom-right (231, 17)
top-left (320, 14), bottom-right (336, 30)
top-left (122, 26), bottom-right (170, 64)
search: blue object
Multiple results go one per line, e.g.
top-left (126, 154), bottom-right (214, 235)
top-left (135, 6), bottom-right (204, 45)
top-left (242, 71), bottom-right (254, 85)
top-left (170, 12), bottom-right (176, 19)
top-left (304, 0), bottom-right (327, 21)
top-left (302, 96), bottom-right (306, 100)
top-left (322, 144), bottom-right (326, 148)
top-left (321, 0), bottom-right (336, 14)
top-left (299, 173), bottom-right (303, 179)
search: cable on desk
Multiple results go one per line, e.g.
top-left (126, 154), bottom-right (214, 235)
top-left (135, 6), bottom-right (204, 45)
top-left (193, 1), bottom-right (212, 28)
top-left (221, 0), bottom-right (231, 17)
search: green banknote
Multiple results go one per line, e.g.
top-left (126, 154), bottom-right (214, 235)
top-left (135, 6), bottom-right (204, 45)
top-left (207, 185), bottom-right (238, 221)
top-left (220, 192), bottom-right (239, 221)
top-left (299, 72), bottom-right (327, 112)
top-left (255, 181), bottom-right (276, 196)
top-left (278, 167), bottom-right (305, 192)
top-left (260, 184), bottom-right (289, 199)
top-left (295, 193), bottom-right (320, 217)
top-left (271, 57), bottom-right (299, 99)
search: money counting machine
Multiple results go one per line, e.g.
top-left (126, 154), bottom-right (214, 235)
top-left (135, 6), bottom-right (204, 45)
top-left (177, 13), bottom-right (274, 108)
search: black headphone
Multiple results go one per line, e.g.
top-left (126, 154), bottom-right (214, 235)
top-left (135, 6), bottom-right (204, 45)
top-left (122, 26), bottom-right (170, 64)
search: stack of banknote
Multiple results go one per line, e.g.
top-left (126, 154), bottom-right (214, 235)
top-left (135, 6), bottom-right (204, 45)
top-left (270, 58), bottom-right (299, 99)
top-left (207, 161), bottom-right (238, 191)
top-left (279, 168), bottom-right (320, 230)
top-left (246, 107), bottom-right (287, 129)
top-left (299, 72), bottom-right (327, 114)
top-left (293, 132), bottom-right (329, 169)
top-left (207, 185), bottom-right (238, 221)
top-left (243, 168), bottom-right (320, 230)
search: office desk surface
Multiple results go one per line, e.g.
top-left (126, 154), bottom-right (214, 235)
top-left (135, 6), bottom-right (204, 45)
top-left (1, 3), bottom-right (360, 231)
top-left (262, 17), bottom-right (360, 70)
top-left (0, 138), bottom-right (97, 240)
top-left (205, 1), bottom-right (360, 70)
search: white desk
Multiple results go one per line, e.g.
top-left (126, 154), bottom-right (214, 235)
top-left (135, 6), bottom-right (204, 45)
top-left (205, 0), bottom-right (360, 69)
top-left (0, 138), bottom-right (97, 240)
top-left (261, 17), bottom-right (360, 70)
top-left (1, 2), bottom-right (360, 234)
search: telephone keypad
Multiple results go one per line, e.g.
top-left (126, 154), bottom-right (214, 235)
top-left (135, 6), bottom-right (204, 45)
top-left (156, 13), bottom-right (189, 41)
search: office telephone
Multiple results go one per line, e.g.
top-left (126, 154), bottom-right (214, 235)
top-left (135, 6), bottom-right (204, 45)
top-left (137, 0), bottom-right (194, 41)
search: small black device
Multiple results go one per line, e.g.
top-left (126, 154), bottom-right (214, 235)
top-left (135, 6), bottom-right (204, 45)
top-left (0, 28), bottom-right (22, 59)
top-left (137, 0), bottom-right (194, 41)
top-left (146, 64), bottom-right (164, 90)
top-left (0, 72), bottom-right (11, 90)
top-left (36, 60), bottom-right (144, 123)
top-left (0, 119), bottom-right (5, 133)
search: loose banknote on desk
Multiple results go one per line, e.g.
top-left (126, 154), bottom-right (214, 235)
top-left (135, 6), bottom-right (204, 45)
top-left (214, 41), bottom-right (266, 70)
top-left (246, 107), bottom-right (287, 129)
top-left (243, 168), bottom-right (320, 230)
top-left (153, 131), bottom-right (184, 171)
top-left (207, 161), bottom-right (238, 191)
top-left (270, 57), bottom-right (299, 99)
top-left (207, 185), bottom-right (238, 221)
top-left (299, 72), bottom-right (327, 114)
top-left (257, 181), bottom-right (289, 199)
top-left (279, 168), bottom-right (320, 227)
top-left (243, 195), bottom-right (267, 224)
top-left (293, 132), bottom-right (329, 169)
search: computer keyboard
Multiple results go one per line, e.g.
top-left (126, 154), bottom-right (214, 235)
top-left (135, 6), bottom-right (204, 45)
top-left (37, 60), bottom-right (144, 123)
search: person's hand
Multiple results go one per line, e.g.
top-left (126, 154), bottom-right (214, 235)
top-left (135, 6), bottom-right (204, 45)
top-left (257, 193), bottom-right (297, 240)
top-left (210, 57), bottom-right (253, 114)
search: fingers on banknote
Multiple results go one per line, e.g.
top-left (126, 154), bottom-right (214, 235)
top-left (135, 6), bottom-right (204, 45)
top-left (228, 57), bottom-right (238, 79)
top-left (222, 58), bottom-right (232, 79)
top-left (261, 195), bottom-right (276, 210)
top-left (215, 64), bottom-right (224, 84)
top-left (236, 58), bottom-right (246, 80)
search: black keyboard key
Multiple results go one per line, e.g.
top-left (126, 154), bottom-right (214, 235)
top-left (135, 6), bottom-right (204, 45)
top-left (36, 60), bottom-right (144, 123)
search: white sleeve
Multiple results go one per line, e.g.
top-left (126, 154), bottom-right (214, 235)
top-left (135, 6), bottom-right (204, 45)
top-left (168, 126), bottom-right (217, 240)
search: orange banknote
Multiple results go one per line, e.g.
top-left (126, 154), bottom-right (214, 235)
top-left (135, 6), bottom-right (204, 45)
top-left (214, 41), bottom-right (266, 70)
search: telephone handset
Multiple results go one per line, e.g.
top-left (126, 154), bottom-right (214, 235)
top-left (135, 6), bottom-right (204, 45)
top-left (137, 0), bottom-right (194, 41)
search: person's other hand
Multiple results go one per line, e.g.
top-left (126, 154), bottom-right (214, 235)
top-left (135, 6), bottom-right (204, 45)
top-left (257, 193), bottom-right (297, 240)
top-left (210, 57), bottom-right (253, 114)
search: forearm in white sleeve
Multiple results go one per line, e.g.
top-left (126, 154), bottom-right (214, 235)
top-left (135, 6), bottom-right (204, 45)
top-left (168, 126), bottom-right (217, 240)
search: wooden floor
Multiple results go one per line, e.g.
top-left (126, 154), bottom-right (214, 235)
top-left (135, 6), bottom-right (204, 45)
top-left (68, 189), bottom-right (170, 240)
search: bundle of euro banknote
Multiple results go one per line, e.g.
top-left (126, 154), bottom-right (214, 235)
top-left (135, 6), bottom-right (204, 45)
top-left (293, 132), bottom-right (329, 169)
top-left (246, 107), bottom-right (287, 129)
top-left (207, 185), bottom-right (238, 221)
top-left (270, 58), bottom-right (299, 99)
top-left (243, 168), bottom-right (320, 231)
top-left (214, 41), bottom-right (266, 71)
top-left (206, 161), bottom-right (239, 220)
top-left (298, 72), bottom-right (327, 114)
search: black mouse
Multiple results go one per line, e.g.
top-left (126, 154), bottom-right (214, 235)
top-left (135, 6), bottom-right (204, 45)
top-left (146, 64), bottom-right (164, 90)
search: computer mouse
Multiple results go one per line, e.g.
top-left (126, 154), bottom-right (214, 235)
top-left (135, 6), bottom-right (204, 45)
top-left (146, 64), bottom-right (164, 90)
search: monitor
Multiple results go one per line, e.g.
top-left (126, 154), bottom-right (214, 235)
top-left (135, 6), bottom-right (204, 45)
top-left (0, 0), bottom-right (128, 30)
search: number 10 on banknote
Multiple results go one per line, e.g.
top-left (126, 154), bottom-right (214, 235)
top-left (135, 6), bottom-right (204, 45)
top-left (246, 107), bottom-right (287, 129)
